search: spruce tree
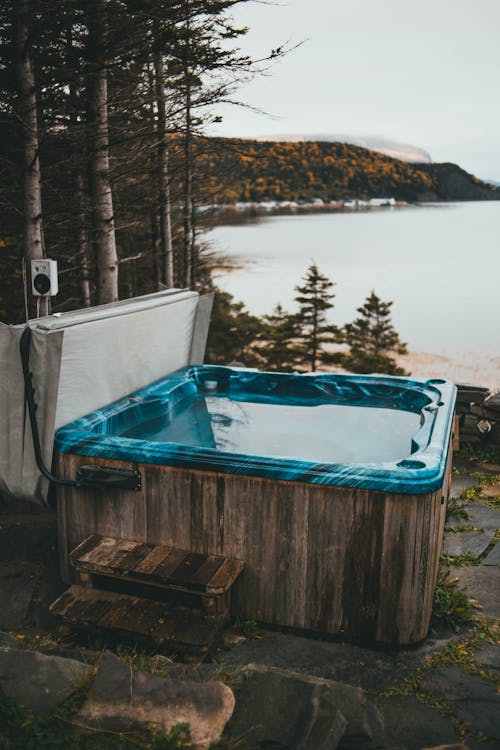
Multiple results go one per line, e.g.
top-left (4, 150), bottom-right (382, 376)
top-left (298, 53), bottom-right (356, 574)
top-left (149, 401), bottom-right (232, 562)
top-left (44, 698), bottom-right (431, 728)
top-left (257, 304), bottom-right (303, 372)
top-left (343, 290), bottom-right (408, 375)
top-left (294, 264), bottom-right (340, 371)
top-left (204, 287), bottom-right (265, 367)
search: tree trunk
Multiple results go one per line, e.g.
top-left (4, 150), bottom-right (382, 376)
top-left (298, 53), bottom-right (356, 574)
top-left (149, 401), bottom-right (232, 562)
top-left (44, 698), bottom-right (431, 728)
top-left (76, 172), bottom-right (91, 307)
top-left (16, 0), bottom-right (44, 316)
top-left (151, 208), bottom-right (162, 291)
top-left (69, 31), bottom-right (92, 309)
top-left (152, 31), bottom-right (174, 288)
top-left (86, 0), bottom-right (118, 304)
top-left (182, 14), bottom-right (193, 289)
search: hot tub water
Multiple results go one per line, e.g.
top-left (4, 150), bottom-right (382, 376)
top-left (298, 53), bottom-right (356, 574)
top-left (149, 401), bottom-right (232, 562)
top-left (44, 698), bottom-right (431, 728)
top-left (121, 394), bottom-right (422, 464)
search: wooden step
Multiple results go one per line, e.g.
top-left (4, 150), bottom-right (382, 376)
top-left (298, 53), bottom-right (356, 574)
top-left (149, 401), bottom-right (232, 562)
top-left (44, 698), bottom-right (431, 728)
top-left (70, 535), bottom-right (244, 596)
top-left (50, 585), bottom-right (223, 650)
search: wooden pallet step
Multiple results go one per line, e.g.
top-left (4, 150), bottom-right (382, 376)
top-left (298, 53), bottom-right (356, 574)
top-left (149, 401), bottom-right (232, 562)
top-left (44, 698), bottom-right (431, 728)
top-left (50, 585), bottom-right (223, 649)
top-left (70, 535), bottom-right (244, 596)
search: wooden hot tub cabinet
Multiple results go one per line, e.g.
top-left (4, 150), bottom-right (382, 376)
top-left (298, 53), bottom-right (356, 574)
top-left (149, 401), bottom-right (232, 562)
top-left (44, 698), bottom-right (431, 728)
top-left (56, 443), bottom-right (451, 646)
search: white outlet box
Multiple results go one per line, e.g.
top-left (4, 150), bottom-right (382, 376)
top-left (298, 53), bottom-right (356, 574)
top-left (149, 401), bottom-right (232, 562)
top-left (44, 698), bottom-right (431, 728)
top-left (31, 259), bottom-right (59, 296)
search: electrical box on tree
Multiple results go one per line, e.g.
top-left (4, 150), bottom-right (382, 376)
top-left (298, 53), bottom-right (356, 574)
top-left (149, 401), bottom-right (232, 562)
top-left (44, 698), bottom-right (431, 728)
top-left (31, 259), bottom-right (58, 296)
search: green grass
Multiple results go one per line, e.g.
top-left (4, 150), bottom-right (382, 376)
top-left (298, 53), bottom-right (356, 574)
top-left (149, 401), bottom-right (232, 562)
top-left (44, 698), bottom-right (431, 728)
top-left (432, 568), bottom-right (478, 630)
top-left (440, 552), bottom-right (482, 567)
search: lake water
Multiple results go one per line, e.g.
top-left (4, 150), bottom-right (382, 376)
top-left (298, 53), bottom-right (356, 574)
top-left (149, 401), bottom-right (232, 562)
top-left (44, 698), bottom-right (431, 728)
top-left (210, 202), bottom-right (500, 388)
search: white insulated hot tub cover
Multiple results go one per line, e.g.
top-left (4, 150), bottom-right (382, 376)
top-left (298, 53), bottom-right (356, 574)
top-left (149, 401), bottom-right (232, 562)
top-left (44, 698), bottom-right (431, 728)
top-left (0, 289), bottom-right (213, 504)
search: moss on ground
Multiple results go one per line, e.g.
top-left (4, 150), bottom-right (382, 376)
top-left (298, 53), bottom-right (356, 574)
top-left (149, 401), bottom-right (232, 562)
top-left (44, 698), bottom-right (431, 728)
top-left (375, 620), bottom-right (499, 742)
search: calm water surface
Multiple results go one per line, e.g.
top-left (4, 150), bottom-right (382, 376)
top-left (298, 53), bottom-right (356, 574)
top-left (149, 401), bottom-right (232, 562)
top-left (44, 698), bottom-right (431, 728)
top-left (210, 203), bottom-right (500, 360)
top-left (122, 395), bottom-right (421, 463)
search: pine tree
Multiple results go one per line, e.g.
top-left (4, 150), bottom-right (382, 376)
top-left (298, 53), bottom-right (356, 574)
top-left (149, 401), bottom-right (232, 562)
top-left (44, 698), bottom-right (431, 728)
top-left (343, 290), bottom-right (408, 375)
top-left (294, 264), bottom-right (340, 371)
top-left (257, 304), bottom-right (303, 372)
top-left (204, 287), bottom-right (265, 367)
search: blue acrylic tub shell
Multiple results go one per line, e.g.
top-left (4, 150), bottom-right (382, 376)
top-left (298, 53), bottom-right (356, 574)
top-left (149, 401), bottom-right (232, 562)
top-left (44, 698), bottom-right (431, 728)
top-left (55, 366), bottom-right (457, 495)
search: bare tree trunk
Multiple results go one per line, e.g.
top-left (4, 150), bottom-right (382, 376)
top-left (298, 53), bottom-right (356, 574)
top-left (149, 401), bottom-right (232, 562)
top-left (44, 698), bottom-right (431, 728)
top-left (150, 208), bottom-right (162, 291)
top-left (152, 29), bottom-right (174, 288)
top-left (146, 63), bottom-right (162, 291)
top-left (68, 30), bottom-right (92, 308)
top-left (183, 57), bottom-right (193, 289)
top-left (76, 172), bottom-right (91, 307)
top-left (86, 0), bottom-right (118, 304)
top-left (16, 0), bottom-right (44, 316)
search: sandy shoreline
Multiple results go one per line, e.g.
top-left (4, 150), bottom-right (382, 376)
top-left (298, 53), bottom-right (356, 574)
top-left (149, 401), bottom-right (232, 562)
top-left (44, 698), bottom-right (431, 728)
top-left (396, 350), bottom-right (500, 392)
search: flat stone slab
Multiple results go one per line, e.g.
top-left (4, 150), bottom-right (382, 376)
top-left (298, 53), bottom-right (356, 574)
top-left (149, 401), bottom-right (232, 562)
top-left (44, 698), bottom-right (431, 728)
top-left (449, 565), bottom-right (500, 619)
top-left (483, 543), bottom-right (500, 566)
top-left (418, 665), bottom-right (500, 739)
top-left (452, 459), bottom-right (500, 475)
top-left (0, 646), bottom-right (92, 714)
top-left (374, 695), bottom-right (459, 750)
top-left (225, 665), bottom-right (350, 750)
top-left (481, 482), bottom-right (500, 499)
top-left (449, 475), bottom-right (478, 500)
top-left (0, 564), bottom-right (39, 629)
top-left (79, 651), bottom-right (234, 749)
top-left (465, 503), bottom-right (500, 530)
top-left (473, 642), bottom-right (500, 672)
top-left (217, 632), bottom-right (445, 692)
top-left (0, 522), bottom-right (57, 564)
top-left (442, 531), bottom-right (495, 558)
top-left (226, 663), bottom-right (384, 750)
top-left (446, 503), bottom-right (500, 531)
top-left (0, 632), bottom-right (21, 648)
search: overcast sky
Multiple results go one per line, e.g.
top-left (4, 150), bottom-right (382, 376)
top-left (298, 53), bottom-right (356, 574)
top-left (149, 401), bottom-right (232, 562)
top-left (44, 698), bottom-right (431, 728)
top-left (209, 0), bottom-right (500, 180)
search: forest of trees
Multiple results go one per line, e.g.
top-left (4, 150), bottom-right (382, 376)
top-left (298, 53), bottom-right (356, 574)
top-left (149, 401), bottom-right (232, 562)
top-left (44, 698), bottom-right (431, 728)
top-left (200, 138), bottom-right (500, 204)
top-left (206, 263), bottom-right (409, 377)
top-left (0, 2), bottom-right (411, 375)
top-left (0, 0), bottom-right (290, 323)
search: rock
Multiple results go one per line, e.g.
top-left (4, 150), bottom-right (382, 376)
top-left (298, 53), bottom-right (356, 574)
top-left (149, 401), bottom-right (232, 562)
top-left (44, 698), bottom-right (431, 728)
top-left (0, 521), bottom-right (57, 564)
top-left (441, 531), bottom-right (495, 558)
top-left (466, 738), bottom-right (500, 750)
top-left (225, 663), bottom-right (383, 750)
top-left (0, 632), bottom-right (21, 648)
top-left (374, 695), bottom-right (459, 750)
top-left (455, 384), bottom-right (490, 408)
top-left (460, 504), bottom-right (500, 530)
top-left (0, 646), bottom-right (92, 714)
top-left (481, 483), bottom-right (500, 499)
top-left (217, 631), bottom-right (436, 692)
top-left (473, 642), bottom-right (500, 673)
top-left (418, 665), bottom-right (500, 739)
top-left (449, 565), bottom-right (500, 619)
top-left (449, 476), bottom-right (478, 500)
top-left (483, 543), bottom-right (500, 566)
top-left (483, 392), bottom-right (500, 412)
top-left (79, 651), bottom-right (234, 749)
top-left (0, 563), bottom-right (39, 629)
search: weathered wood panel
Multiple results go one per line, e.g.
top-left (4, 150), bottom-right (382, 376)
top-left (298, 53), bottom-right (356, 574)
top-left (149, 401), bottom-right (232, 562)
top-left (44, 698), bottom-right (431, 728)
top-left (69, 534), bottom-right (243, 595)
top-left (56, 442), bottom-right (451, 645)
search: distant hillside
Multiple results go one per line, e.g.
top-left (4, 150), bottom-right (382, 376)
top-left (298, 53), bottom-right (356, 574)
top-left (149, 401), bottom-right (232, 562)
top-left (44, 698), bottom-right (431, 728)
top-left (257, 134), bottom-right (432, 164)
top-left (200, 138), bottom-right (499, 204)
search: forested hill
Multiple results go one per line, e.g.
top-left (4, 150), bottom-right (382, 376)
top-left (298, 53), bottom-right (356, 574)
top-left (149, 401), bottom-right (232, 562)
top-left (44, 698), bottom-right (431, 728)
top-left (199, 138), bottom-right (499, 204)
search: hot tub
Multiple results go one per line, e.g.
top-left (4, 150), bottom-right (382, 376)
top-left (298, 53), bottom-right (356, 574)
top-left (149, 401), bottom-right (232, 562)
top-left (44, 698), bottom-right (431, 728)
top-left (55, 366), bottom-right (456, 644)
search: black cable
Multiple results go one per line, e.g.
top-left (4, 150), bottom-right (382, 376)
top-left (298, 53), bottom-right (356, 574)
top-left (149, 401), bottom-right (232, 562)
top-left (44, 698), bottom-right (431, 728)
top-left (19, 326), bottom-right (78, 487)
